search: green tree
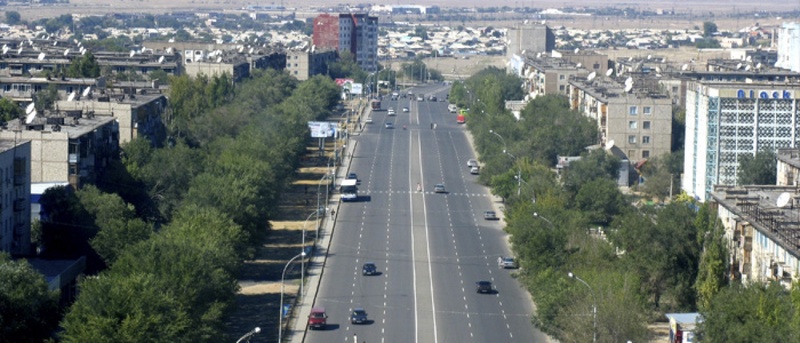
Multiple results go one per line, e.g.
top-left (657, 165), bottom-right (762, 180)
top-left (698, 282), bottom-right (799, 342)
top-left (563, 148), bottom-right (621, 194)
top-left (60, 272), bottom-right (195, 343)
top-left (694, 204), bottom-right (728, 310)
top-left (703, 21), bottom-right (718, 37)
top-left (327, 50), bottom-right (367, 81)
top-left (737, 149), bottom-right (777, 185)
top-left (0, 98), bottom-right (22, 122)
top-left (79, 186), bottom-right (153, 265)
top-left (575, 178), bottom-right (627, 226)
top-left (66, 52), bottom-right (101, 78)
top-left (0, 253), bottom-right (60, 343)
top-left (33, 84), bottom-right (59, 112)
top-left (5, 11), bottom-right (21, 25)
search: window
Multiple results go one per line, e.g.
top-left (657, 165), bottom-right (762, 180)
top-left (628, 135), bottom-right (637, 144)
top-left (629, 121), bottom-right (638, 129)
top-left (559, 74), bottom-right (565, 80)
top-left (629, 106), bottom-right (638, 115)
top-left (642, 136), bottom-right (650, 144)
top-left (644, 106), bottom-right (652, 115)
top-left (559, 85), bottom-right (565, 91)
top-left (642, 150), bottom-right (650, 158)
top-left (672, 86), bottom-right (678, 94)
top-left (643, 121), bottom-right (651, 129)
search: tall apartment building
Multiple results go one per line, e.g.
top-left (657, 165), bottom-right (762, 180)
top-left (0, 139), bottom-right (31, 256)
top-left (682, 81), bottom-right (800, 202)
top-left (312, 13), bottom-right (379, 73)
top-left (776, 22), bottom-right (800, 73)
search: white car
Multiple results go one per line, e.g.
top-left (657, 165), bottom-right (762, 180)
top-left (467, 159), bottom-right (478, 168)
top-left (387, 108), bottom-right (396, 116)
top-left (365, 117), bottom-right (373, 124)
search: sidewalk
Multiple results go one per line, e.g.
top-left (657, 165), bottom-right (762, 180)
top-left (284, 100), bottom-right (367, 343)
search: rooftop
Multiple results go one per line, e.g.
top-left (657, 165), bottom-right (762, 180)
top-left (710, 185), bottom-right (800, 259)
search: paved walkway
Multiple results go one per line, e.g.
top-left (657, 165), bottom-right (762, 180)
top-left (284, 98), bottom-right (367, 343)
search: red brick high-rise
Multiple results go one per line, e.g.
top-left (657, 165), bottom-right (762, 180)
top-left (312, 13), bottom-right (378, 72)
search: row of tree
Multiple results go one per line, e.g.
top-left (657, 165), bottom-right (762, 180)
top-left (0, 69), bottom-right (342, 342)
top-left (452, 68), bottom-right (798, 342)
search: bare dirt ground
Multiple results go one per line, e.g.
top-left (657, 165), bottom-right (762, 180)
top-left (7, 0), bottom-right (797, 31)
top-left (223, 134), bottom-right (338, 342)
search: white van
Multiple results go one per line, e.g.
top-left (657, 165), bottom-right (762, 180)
top-left (448, 104), bottom-right (458, 113)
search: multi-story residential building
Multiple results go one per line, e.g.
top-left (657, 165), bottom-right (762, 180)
top-left (313, 13), bottom-right (378, 72)
top-left (776, 148), bottom-right (800, 186)
top-left (552, 49), bottom-right (608, 77)
top-left (0, 76), bottom-right (104, 103)
top-left (521, 55), bottom-right (588, 98)
top-left (0, 45), bottom-right (180, 78)
top-left (709, 185), bottom-right (800, 289)
top-left (682, 81), bottom-right (800, 202)
top-left (183, 54), bottom-right (251, 82)
top-left (0, 139), bottom-right (31, 256)
top-left (776, 22), bottom-right (800, 73)
top-left (285, 48), bottom-right (338, 81)
top-left (54, 92), bottom-right (167, 145)
top-left (568, 75), bottom-right (673, 163)
top-left (0, 114), bottom-right (118, 188)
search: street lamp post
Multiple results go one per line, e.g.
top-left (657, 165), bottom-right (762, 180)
top-left (235, 327), bottom-right (260, 343)
top-left (279, 252), bottom-right (306, 343)
top-left (568, 272), bottom-right (597, 343)
top-left (301, 208), bottom-right (326, 297)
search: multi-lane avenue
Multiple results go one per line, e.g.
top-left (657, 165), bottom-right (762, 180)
top-left (306, 85), bottom-right (549, 343)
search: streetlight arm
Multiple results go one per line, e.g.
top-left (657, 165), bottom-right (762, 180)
top-left (568, 272), bottom-right (597, 343)
top-left (236, 327), bottom-right (261, 343)
top-left (279, 252), bottom-right (307, 343)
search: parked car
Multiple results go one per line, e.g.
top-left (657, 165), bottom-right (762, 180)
top-left (433, 184), bottom-right (446, 193)
top-left (308, 307), bottom-right (328, 329)
top-left (362, 262), bottom-right (378, 276)
top-left (470, 166), bottom-right (480, 175)
top-left (476, 281), bottom-right (494, 293)
top-left (350, 308), bottom-right (369, 324)
top-left (467, 159), bottom-right (478, 168)
top-left (483, 210), bottom-right (498, 220)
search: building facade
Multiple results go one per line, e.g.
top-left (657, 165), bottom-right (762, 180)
top-left (0, 139), bottom-right (31, 257)
top-left (285, 49), bottom-right (338, 81)
top-left (776, 22), bottom-right (800, 73)
top-left (506, 23), bottom-right (554, 59)
top-left (313, 13), bottom-right (378, 73)
top-left (776, 148), bottom-right (800, 186)
top-left (682, 82), bottom-right (800, 202)
top-left (0, 115), bottom-right (118, 188)
top-left (710, 185), bottom-right (800, 289)
top-left (569, 76), bottom-right (673, 163)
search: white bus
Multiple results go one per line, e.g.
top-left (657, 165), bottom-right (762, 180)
top-left (340, 179), bottom-right (359, 202)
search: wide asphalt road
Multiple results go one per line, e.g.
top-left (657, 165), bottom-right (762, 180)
top-left (305, 84), bottom-right (549, 343)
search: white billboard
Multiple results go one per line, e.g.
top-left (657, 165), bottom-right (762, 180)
top-left (350, 83), bottom-right (363, 95)
top-left (308, 121), bottom-right (337, 138)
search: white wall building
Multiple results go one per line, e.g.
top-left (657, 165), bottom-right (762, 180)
top-left (776, 22), bottom-right (800, 73)
top-left (682, 81), bottom-right (800, 202)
